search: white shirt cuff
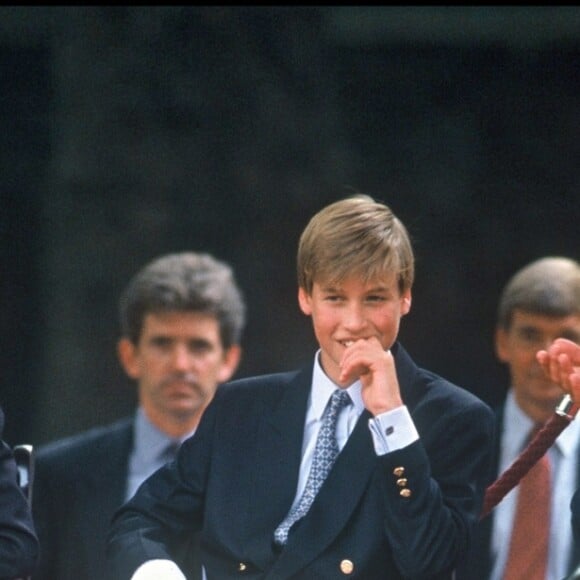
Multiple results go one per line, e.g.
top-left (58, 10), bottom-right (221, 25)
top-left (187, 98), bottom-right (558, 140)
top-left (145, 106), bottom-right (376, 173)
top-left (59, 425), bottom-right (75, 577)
top-left (368, 405), bottom-right (419, 455)
top-left (131, 559), bottom-right (186, 580)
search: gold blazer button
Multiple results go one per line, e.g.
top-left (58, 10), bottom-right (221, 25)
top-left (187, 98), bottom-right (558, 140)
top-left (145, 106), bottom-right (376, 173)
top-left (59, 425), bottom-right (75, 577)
top-left (393, 466), bottom-right (405, 477)
top-left (238, 562), bottom-right (247, 572)
top-left (399, 488), bottom-right (412, 498)
top-left (340, 559), bottom-right (354, 574)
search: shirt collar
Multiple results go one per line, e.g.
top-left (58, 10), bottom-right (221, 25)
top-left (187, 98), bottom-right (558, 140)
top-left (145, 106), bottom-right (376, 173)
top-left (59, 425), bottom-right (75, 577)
top-left (133, 407), bottom-right (196, 460)
top-left (311, 350), bottom-right (365, 419)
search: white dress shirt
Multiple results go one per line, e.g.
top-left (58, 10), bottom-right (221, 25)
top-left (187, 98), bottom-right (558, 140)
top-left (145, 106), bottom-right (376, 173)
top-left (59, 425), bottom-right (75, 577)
top-left (490, 389), bottom-right (580, 580)
top-left (290, 350), bottom-right (418, 510)
top-left (131, 351), bottom-right (420, 580)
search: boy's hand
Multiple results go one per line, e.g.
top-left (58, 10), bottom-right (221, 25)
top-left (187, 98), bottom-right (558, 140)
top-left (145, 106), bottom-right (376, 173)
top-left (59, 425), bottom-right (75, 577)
top-left (537, 338), bottom-right (580, 400)
top-left (339, 337), bottom-right (403, 415)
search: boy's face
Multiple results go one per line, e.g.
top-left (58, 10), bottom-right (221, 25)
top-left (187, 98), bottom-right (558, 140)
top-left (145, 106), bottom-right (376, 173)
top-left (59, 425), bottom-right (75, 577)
top-left (298, 273), bottom-right (411, 385)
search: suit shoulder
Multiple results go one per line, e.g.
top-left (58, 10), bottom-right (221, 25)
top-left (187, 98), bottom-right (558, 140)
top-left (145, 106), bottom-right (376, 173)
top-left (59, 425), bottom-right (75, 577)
top-left (36, 417), bottom-right (133, 468)
top-left (395, 342), bottom-right (491, 418)
top-left (417, 368), bottom-right (494, 422)
top-left (220, 369), bottom-right (303, 397)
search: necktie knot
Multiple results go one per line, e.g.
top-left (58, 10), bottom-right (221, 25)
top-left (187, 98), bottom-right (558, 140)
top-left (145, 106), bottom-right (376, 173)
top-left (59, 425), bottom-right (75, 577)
top-left (159, 441), bottom-right (180, 463)
top-left (329, 389), bottom-right (351, 414)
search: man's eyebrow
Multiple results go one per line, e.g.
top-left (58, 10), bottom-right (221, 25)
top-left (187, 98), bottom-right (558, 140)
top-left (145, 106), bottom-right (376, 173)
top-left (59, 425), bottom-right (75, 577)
top-left (515, 324), bottom-right (540, 333)
top-left (189, 338), bottom-right (212, 346)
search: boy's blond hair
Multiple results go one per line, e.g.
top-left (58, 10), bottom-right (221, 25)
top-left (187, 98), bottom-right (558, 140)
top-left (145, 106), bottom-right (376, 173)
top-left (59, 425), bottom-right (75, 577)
top-left (297, 194), bottom-right (415, 294)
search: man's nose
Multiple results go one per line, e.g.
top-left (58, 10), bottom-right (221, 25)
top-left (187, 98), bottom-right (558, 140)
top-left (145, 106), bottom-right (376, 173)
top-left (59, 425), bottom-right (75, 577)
top-left (171, 345), bottom-right (192, 371)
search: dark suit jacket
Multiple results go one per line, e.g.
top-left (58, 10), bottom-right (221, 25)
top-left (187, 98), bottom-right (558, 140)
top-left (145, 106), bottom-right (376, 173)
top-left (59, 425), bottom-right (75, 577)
top-left (107, 342), bottom-right (494, 580)
top-left (32, 417), bottom-right (134, 580)
top-left (0, 407), bottom-right (38, 579)
top-left (33, 417), bottom-right (202, 580)
top-left (455, 404), bottom-right (580, 579)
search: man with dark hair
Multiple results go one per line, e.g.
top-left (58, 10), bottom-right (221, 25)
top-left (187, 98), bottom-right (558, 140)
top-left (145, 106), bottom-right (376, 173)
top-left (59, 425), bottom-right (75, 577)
top-left (32, 252), bottom-right (246, 580)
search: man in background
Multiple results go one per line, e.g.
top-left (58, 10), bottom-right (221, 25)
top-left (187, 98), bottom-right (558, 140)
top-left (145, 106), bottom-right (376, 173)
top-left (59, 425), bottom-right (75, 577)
top-left (32, 251), bottom-right (246, 580)
top-left (456, 256), bottom-right (580, 580)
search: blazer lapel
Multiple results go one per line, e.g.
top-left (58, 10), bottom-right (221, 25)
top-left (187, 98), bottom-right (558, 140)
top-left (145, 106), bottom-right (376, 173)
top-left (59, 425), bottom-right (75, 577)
top-left (266, 410), bottom-right (377, 579)
top-left (243, 367), bottom-right (313, 568)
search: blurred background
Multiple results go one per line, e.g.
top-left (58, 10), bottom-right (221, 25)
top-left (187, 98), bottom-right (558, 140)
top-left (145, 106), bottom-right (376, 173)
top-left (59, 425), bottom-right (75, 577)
top-left (1, 6), bottom-right (579, 446)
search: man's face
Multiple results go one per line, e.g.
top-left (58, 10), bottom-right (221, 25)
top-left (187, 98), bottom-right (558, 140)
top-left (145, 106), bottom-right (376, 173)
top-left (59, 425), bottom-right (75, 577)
top-left (118, 310), bottom-right (240, 428)
top-left (496, 309), bottom-right (580, 416)
top-left (298, 274), bottom-right (411, 385)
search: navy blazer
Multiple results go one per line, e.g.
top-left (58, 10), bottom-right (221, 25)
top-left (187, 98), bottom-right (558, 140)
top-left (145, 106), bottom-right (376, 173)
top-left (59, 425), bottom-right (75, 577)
top-left (32, 417), bottom-right (134, 580)
top-left (455, 404), bottom-right (580, 579)
top-left (33, 417), bottom-right (202, 580)
top-left (107, 342), bottom-right (494, 580)
top-left (0, 407), bottom-right (38, 579)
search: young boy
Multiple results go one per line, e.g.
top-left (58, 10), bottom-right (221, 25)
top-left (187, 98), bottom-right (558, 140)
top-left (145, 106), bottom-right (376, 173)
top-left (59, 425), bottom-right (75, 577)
top-left (107, 194), bottom-right (494, 579)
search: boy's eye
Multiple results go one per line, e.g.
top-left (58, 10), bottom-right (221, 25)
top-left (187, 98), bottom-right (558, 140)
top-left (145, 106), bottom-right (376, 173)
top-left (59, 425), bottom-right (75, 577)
top-left (366, 295), bottom-right (386, 302)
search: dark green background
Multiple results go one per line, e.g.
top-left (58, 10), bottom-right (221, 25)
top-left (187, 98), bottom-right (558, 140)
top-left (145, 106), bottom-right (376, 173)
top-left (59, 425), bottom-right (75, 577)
top-left (1, 7), bottom-right (579, 445)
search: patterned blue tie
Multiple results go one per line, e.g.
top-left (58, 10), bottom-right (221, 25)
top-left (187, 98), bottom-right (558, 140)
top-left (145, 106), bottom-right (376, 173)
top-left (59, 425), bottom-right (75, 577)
top-left (273, 388), bottom-right (351, 545)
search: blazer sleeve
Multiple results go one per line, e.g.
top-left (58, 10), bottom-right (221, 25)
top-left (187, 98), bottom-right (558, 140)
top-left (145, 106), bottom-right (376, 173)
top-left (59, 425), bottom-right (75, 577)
top-left (0, 410), bottom-right (39, 579)
top-left (378, 388), bottom-right (495, 577)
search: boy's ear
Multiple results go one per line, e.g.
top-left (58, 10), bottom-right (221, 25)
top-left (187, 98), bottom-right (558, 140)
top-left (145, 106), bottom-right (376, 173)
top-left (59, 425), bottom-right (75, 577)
top-left (401, 290), bottom-right (412, 315)
top-left (298, 287), bottom-right (312, 315)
